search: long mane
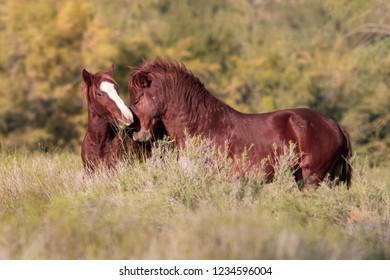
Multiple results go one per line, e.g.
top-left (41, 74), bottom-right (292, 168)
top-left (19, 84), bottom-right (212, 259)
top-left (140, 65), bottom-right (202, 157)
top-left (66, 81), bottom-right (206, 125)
top-left (129, 58), bottom-right (224, 113)
top-left (130, 58), bottom-right (193, 82)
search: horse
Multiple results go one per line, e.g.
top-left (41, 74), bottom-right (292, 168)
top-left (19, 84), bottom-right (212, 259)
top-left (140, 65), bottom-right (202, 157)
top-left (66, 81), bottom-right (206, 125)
top-left (128, 58), bottom-right (352, 190)
top-left (81, 64), bottom-right (150, 172)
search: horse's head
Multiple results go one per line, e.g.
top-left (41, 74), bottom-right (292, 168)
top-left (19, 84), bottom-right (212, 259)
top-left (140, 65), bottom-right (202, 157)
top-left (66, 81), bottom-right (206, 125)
top-left (82, 64), bottom-right (134, 127)
top-left (128, 70), bottom-right (165, 142)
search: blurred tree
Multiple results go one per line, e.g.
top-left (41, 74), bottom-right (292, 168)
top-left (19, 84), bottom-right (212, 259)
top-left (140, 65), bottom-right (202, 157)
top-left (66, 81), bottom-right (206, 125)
top-left (0, 0), bottom-right (118, 149)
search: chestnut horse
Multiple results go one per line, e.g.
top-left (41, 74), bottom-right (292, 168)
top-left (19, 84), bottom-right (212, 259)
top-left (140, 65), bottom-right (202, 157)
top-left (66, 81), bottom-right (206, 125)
top-left (128, 58), bottom-right (352, 189)
top-left (81, 65), bottom-right (149, 172)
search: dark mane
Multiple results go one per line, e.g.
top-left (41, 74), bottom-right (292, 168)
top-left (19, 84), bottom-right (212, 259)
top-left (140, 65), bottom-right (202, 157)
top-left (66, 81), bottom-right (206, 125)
top-left (130, 58), bottom-right (224, 112)
top-left (131, 58), bottom-right (192, 79)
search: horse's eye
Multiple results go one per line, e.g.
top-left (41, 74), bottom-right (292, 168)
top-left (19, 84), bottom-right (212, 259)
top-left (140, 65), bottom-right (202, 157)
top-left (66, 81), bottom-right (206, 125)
top-left (97, 92), bottom-right (104, 97)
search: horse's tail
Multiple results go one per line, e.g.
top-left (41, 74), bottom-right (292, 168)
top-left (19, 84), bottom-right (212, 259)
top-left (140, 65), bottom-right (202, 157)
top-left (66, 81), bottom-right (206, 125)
top-left (336, 124), bottom-right (353, 188)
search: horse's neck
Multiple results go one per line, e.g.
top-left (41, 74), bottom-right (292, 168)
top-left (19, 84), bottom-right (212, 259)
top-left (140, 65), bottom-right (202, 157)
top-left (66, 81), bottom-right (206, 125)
top-left (86, 111), bottom-right (117, 147)
top-left (164, 90), bottom-right (235, 143)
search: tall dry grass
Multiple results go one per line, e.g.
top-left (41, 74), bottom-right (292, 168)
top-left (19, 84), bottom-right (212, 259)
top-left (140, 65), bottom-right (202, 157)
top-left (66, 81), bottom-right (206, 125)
top-left (0, 138), bottom-right (389, 259)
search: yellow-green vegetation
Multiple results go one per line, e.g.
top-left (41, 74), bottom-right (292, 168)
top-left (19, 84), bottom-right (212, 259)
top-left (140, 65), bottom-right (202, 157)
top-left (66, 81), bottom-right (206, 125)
top-left (0, 138), bottom-right (389, 259)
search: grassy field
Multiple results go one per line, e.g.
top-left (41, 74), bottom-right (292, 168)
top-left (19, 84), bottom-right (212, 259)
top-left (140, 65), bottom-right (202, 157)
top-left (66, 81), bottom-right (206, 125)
top-left (0, 138), bottom-right (389, 259)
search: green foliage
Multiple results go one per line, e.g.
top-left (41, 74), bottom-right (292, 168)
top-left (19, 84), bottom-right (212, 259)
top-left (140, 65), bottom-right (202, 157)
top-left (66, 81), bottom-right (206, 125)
top-left (0, 0), bottom-right (389, 164)
top-left (0, 138), bottom-right (389, 259)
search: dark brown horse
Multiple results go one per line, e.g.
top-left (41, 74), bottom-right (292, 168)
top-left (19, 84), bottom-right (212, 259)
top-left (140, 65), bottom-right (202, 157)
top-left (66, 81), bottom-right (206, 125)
top-left (128, 58), bottom-right (352, 189)
top-left (81, 64), bottom-right (149, 172)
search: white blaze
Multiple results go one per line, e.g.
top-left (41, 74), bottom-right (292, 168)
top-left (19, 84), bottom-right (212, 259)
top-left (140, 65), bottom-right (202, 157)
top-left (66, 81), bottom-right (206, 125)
top-left (100, 81), bottom-right (134, 124)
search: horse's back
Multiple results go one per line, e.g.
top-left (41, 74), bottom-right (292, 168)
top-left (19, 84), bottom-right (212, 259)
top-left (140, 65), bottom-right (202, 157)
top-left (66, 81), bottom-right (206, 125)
top-left (237, 108), bottom-right (342, 148)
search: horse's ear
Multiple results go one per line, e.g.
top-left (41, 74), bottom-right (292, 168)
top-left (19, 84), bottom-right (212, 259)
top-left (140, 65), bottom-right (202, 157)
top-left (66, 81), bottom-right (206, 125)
top-left (107, 63), bottom-right (115, 77)
top-left (136, 72), bottom-right (152, 88)
top-left (82, 69), bottom-right (93, 86)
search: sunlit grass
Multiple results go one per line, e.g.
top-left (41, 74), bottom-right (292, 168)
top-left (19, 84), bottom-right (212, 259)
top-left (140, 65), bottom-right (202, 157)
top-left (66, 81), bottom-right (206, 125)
top-left (0, 138), bottom-right (389, 259)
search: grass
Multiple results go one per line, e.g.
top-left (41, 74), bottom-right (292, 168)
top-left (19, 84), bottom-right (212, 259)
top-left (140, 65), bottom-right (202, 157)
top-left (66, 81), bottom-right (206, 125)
top-left (0, 138), bottom-right (389, 259)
